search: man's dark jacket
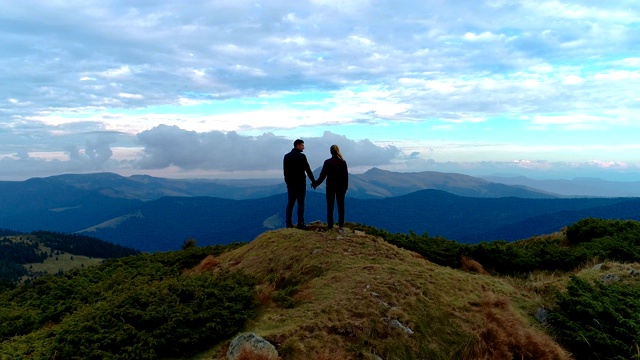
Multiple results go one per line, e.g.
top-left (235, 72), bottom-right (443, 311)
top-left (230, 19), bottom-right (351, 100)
top-left (283, 148), bottom-right (315, 186)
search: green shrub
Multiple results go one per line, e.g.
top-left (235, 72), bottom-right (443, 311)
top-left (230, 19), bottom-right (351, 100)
top-left (0, 243), bottom-right (256, 359)
top-left (354, 219), bottom-right (640, 275)
top-left (566, 218), bottom-right (640, 245)
top-left (550, 277), bottom-right (640, 360)
top-left (50, 271), bottom-right (257, 359)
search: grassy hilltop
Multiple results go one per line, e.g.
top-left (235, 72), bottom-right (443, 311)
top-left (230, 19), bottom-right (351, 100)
top-left (204, 227), bottom-right (568, 359)
top-left (2, 219), bottom-right (640, 359)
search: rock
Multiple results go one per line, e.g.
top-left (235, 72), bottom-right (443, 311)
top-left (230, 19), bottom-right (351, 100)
top-left (534, 306), bottom-right (548, 324)
top-left (382, 317), bottom-right (414, 335)
top-left (599, 273), bottom-right (620, 283)
top-left (227, 332), bottom-right (278, 360)
top-left (628, 268), bottom-right (640, 277)
top-left (354, 230), bottom-right (366, 236)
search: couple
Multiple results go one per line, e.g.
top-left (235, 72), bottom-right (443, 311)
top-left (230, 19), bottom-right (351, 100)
top-left (283, 139), bottom-right (348, 231)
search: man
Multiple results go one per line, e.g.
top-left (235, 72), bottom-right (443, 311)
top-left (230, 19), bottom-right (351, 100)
top-left (283, 139), bottom-right (316, 229)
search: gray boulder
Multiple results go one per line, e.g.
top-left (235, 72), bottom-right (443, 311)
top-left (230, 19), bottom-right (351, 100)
top-left (600, 273), bottom-right (621, 283)
top-left (534, 306), bottom-right (548, 324)
top-left (227, 332), bottom-right (278, 360)
top-left (382, 317), bottom-right (414, 335)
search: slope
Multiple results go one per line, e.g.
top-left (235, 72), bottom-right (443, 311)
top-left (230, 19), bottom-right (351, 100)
top-left (200, 227), bottom-right (570, 359)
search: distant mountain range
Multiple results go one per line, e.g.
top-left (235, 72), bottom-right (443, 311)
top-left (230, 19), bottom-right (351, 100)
top-left (42, 168), bottom-right (556, 201)
top-left (481, 175), bottom-right (640, 197)
top-left (0, 170), bottom-right (639, 252)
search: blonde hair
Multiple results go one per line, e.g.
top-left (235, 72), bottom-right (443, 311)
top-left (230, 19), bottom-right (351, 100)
top-left (330, 144), bottom-right (344, 160)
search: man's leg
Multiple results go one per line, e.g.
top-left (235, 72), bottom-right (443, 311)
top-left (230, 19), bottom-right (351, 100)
top-left (296, 186), bottom-right (306, 226)
top-left (285, 186), bottom-right (296, 227)
top-left (326, 188), bottom-right (335, 229)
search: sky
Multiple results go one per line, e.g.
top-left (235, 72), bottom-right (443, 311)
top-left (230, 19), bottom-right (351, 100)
top-left (1, 0), bottom-right (640, 181)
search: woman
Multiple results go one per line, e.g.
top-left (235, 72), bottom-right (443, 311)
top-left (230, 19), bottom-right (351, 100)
top-left (313, 145), bottom-right (349, 230)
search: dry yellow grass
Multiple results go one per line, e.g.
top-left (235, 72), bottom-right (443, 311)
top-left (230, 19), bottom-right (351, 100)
top-left (190, 227), bottom-right (571, 360)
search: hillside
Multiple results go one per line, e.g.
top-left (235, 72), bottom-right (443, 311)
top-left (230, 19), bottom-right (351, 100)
top-left (3, 218), bottom-right (640, 359)
top-left (204, 227), bottom-right (570, 359)
top-left (1, 226), bottom-right (572, 360)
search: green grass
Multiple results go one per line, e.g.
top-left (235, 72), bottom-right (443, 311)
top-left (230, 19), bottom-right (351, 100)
top-left (26, 251), bottom-right (104, 273)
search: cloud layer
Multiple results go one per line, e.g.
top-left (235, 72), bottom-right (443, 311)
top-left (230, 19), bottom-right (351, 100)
top-left (1, 1), bottom-right (639, 180)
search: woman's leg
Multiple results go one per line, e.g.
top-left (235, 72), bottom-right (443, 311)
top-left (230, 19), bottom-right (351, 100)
top-left (326, 188), bottom-right (336, 228)
top-left (336, 190), bottom-right (346, 227)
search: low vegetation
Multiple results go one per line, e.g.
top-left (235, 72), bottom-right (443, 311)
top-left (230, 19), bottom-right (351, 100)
top-left (0, 231), bottom-right (140, 289)
top-left (351, 218), bottom-right (640, 359)
top-left (350, 217), bottom-right (640, 275)
top-left (1, 243), bottom-right (253, 359)
top-left (0, 218), bottom-right (639, 359)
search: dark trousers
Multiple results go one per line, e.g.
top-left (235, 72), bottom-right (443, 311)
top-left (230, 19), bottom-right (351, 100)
top-left (326, 187), bottom-right (346, 228)
top-left (286, 184), bottom-right (306, 226)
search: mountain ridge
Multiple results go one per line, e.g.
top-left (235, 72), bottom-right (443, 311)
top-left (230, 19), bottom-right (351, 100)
top-left (1, 170), bottom-right (639, 252)
top-left (31, 169), bottom-right (560, 201)
top-left (70, 190), bottom-right (640, 252)
top-left (482, 174), bottom-right (640, 197)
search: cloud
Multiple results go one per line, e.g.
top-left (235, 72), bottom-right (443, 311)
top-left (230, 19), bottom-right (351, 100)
top-left (0, 1), bottom-right (639, 181)
top-left (136, 126), bottom-right (400, 172)
top-left (303, 131), bottom-right (401, 168)
top-left (0, 131), bottom-right (127, 179)
top-left (136, 126), bottom-right (287, 171)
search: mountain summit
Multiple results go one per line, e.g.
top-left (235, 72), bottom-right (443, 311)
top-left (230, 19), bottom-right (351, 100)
top-left (206, 227), bottom-right (569, 359)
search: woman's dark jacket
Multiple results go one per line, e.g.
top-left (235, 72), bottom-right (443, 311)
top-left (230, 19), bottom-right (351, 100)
top-left (316, 156), bottom-right (348, 192)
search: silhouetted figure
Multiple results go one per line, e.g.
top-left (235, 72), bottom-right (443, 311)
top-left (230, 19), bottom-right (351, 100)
top-left (283, 139), bottom-right (316, 229)
top-left (313, 144), bottom-right (348, 230)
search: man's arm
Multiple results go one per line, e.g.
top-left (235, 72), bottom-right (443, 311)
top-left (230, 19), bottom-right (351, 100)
top-left (303, 155), bottom-right (316, 183)
top-left (282, 155), bottom-right (287, 183)
top-left (314, 162), bottom-right (327, 189)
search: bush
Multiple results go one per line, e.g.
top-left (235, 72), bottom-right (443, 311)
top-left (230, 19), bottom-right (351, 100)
top-left (550, 277), bottom-right (640, 360)
top-left (565, 218), bottom-right (640, 246)
top-left (50, 271), bottom-right (257, 359)
top-left (354, 219), bottom-right (640, 276)
top-left (0, 243), bottom-right (256, 359)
